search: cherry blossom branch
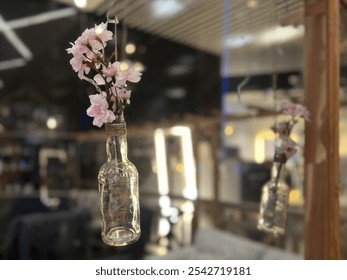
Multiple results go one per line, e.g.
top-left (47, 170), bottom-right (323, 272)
top-left (67, 21), bottom-right (142, 128)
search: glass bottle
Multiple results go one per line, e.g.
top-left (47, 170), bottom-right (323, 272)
top-left (98, 114), bottom-right (141, 246)
top-left (257, 156), bottom-right (290, 236)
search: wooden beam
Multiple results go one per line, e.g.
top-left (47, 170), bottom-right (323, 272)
top-left (305, 0), bottom-right (325, 16)
top-left (304, 0), bottom-right (340, 259)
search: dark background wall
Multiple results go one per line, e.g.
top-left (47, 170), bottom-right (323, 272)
top-left (0, 0), bottom-right (221, 131)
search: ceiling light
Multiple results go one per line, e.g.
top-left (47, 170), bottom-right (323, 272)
top-left (0, 58), bottom-right (26, 71)
top-left (224, 126), bottom-right (234, 136)
top-left (133, 61), bottom-right (145, 72)
top-left (225, 34), bottom-right (254, 49)
top-left (95, 25), bottom-right (103, 35)
top-left (74, 0), bottom-right (87, 9)
top-left (0, 14), bottom-right (33, 60)
top-left (167, 64), bottom-right (192, 76)
top-left (152, 0), bottom-right (184, 18)
top-left (120, 62), bottom-right (129, 71)
top-left (125, 43), bottom-right (136, 54)
top-left (247, 0), bottom-right (258, 9)
top-left (257, 25), bottom-right (304, 45)
top-left (165, 88), bottom-right (186, 99)
top-left (47, 117), bottom-right (58, 130)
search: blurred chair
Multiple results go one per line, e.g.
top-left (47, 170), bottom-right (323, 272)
top-left (2, 208), bottom-right (91, 259)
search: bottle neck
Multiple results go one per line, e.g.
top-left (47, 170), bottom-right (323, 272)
top-left (105, 123), bottom-right (128, 162)
top-left (271, 162), bottom-right (286, 181)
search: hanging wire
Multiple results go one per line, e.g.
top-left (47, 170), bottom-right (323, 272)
top-left (271, 1), bottom-right (279, 104)
top-left (105, 0), bottom-right (138, 62)
top-left (121, 0), bottom-right (137, 61)
top-left (106, 2), bottom-right (119, 61)
top-left (121, 20), bottom-right (128, 61)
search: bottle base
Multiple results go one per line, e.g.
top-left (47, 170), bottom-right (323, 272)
top-left (257, 223), bottom-right (285, 237)
top-left (102, 226), bottom-right (141, 246)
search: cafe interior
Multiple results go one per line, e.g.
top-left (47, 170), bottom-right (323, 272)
top-left (0, 0), bottom-right (347, 260)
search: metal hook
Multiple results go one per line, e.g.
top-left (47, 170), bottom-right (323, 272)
top-left (106, 11), bottom-right (118, 24)
top-left (106, 0), bottom-right (118, 24)
top-left (236, 76), bottom-right (250, 102)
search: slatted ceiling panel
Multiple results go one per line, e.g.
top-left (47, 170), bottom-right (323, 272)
top-left (121, 1), bottom-right (212, 37)
top-left (162, 0), bottom-right (222, 52)
top-left (119, 1), bottom-right (156, 26)
top-left (148, 1), bottom-right (221, 38)
top-left (125, 6), bottom-right (212, 52)
top-left (91, 0), bottom-right (304, 55)
top-left (116, 0), bottom-right (224, 55)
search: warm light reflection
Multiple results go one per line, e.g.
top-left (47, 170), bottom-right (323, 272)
top-left (120, 62), bottom-right (129, 71)
top-left (247, 0), bottom-right (258, 8)
top-left (224, 125), bottom-right (234, 136)
top-left (181, 200), bottom-right (194, 213)
top-left (255, 130), bottom-right (299, 163)
top-left (158, 217), bottom-right (171, 237)
top-left (154, 129), bottom-right (169, 196)
top-left (133, 61), bottom-right (145, 72)
top-left (175, 163), bottom-right (184, 173)
top-left (46, 117), bottom-right (57, 130)
top-left (125, 43), bottom-right (136, 54)
top-left (159, 195), bottom-right (171, 209)
top-left (289, 188), bottom-right (304, 205)
top-left (255, 130), bottom-right (275, 163)
top-left (74, 0), bottom-right (87, 9)
top-left (170, 126), bottom-right (197, 200)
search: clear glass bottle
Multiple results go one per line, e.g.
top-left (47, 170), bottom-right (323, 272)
top-left (98, 114), bottom-right (141, 246)
top-left (257, 158), bottom-right (290, 236)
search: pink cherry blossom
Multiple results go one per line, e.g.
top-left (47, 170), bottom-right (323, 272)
top-left (103, 62), bottom-right (121, 77)
top-left (279, 100), bottom-right (310, 121)
top-left (78, 22), bottom-right (112, 50)
top-left (67, 21), bottom-right (142, 127)
top-left (111, 87), bottom-right (131, 99)
top-left (116, 66), bottom-right (142, 86)
top-left (281, 136), bottom-right (297, 159)
top-left (94, 74), bottom-right (105, 85)
top-left (78, 65), bottom-right (91, 80)
top-left (271, 121), bottom-right (290, 139)
top-left (122, 67), bottom-right (142, 83)
top-left (67, 23), bottom-right (113, 72)
top-left (67, 42), bottom-right (91, 76)
top-left (66, 41), bottom-right (88, 56)
top-left (86, 93), bottom-right (115, 127)
top-left (69, 54), bottom-right (85, 72)
top-left (102, 62), bottom-right (142, 85)
top-left (93, 22), bottom-right (113, 43)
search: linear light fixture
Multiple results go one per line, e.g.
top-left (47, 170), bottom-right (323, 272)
top-left (0, 14), bottom-right (33, 60)
top-left (0, 58), bottom-right (27, 71)
top-left (6, 7), bottom-right (77, 29)
top-left (0, 7), bottom-right (77, 71)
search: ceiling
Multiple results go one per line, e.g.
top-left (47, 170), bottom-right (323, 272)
top-left (55, 0), bottom-right (306, 75)
top-left (96, 0), bottom-right (304, 55)
top-left (2, 0), bottom-right (346, 76)
top-left (0, 0), bottom-right (346, 128)
top-left (0, 0), bottom-right (308, 80)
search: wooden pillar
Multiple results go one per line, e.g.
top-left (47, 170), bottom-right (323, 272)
top-left (304, 0), bottom-right (340, 259)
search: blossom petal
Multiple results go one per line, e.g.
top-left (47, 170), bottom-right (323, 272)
top-left (94, 74), bottom-right (105, 85)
